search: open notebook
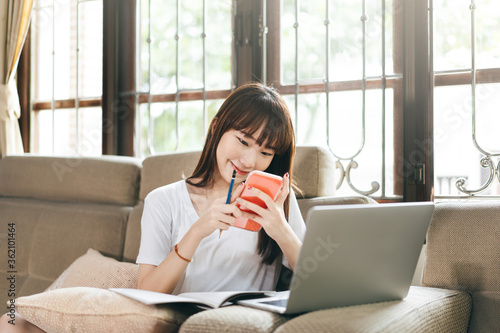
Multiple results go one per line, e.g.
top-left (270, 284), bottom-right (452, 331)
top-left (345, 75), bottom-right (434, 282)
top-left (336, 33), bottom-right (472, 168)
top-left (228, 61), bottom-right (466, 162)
top-left (110, 288), bottom-right (271, 309)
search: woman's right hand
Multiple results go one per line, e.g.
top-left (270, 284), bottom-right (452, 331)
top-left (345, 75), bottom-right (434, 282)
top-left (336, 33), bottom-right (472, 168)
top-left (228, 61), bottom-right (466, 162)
top-left (192, 182), bottom-right (245, 239)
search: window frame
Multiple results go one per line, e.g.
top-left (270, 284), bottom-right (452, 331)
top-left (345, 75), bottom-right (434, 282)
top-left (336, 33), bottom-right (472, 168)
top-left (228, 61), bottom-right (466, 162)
top-left (19, 0), bottom-right (500, 201)
top-left (265, 0), bottom-right (407, 201)
top-left (17, 0), bottom-right (414, 201)
top-left (22, 0), bottom-right (105, 155)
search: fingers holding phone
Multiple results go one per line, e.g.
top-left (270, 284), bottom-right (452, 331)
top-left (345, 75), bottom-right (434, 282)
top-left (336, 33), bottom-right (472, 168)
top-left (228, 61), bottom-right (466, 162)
top-left (233, 170), bottom-right (288, 234)
top-left (275, 172), bottom-right (290, 206)
top-left (229, 181), bottom-right (246, 203)
top-left (237, 186), bottom-right (288, 238)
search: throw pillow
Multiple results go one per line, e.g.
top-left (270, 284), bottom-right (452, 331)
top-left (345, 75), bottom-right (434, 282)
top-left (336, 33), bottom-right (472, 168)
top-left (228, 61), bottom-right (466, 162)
top-left (15, 287), bottom-right (200, 333)
top-left (46, 248), bottom-right (138, 291)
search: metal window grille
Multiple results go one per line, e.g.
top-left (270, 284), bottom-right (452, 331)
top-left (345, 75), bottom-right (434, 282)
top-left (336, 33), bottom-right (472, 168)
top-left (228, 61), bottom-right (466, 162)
top-left (284, 0), bottom-right (402, 198)
top-left (140, 0), bottom-right (402, 199)
top-left (32, 0), bottom-right (102, 156)
top-left (138, 0), bottom-right (232, 158)
top-left (433, 0), bottom-right (500, 197)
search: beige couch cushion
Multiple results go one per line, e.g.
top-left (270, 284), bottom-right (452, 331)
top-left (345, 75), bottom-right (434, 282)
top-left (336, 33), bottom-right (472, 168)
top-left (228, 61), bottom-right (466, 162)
top-left (15, 287), bottom-right (200, 333)
top-left (46, 248), bottom-right (138, 291)
top-left (0, 198), bottom-right (131, 306)
top-left (422, 200), bottom-right (500, 333)
top-left (297, 195), bottom-right (376, 221)
top-left (292, 146), bottom-right (336, 198)
top-left (139, 151), bottom-right (200, 200)
top-left (422, 200), bottom-right (500, 292)
top-left (0, 155), bottom-right (141, 206)
top-left (179, 304), bottom-right (290, 333)
top-left (272, 287), bottom-right (470, 333)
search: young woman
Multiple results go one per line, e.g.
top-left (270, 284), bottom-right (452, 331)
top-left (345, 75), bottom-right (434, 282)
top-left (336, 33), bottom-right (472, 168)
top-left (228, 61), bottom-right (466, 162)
top-left (137, 82), bottom-right (306, 294)
top-left (0, 82), bottom-right (305, 332)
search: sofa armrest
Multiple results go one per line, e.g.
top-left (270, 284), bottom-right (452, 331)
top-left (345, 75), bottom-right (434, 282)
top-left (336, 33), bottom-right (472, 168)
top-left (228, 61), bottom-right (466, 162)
top-left (274, 287), bottom-right (471, 333)
top-left (297, 195), bottom-right (377, 222)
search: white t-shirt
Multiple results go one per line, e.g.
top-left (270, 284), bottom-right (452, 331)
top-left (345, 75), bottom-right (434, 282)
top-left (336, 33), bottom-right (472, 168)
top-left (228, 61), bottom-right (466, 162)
top-left (136, 180), bottom-right (306, 295)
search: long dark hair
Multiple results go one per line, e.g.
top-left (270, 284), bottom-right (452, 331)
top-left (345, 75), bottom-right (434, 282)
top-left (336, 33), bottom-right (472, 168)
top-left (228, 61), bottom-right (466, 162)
top-left (187, 82), bottom-right (296, 265)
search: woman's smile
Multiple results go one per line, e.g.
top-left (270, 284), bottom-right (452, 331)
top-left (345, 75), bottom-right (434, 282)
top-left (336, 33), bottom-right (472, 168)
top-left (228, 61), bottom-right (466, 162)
top-left (231, 162), bottom-right (250, 177)
top-left (216, 128), bottom-right (275, 185)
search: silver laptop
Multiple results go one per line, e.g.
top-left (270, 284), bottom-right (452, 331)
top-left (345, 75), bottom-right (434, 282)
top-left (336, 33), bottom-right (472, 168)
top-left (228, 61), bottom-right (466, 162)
top-left (238, 202), bottom-right (434, 314)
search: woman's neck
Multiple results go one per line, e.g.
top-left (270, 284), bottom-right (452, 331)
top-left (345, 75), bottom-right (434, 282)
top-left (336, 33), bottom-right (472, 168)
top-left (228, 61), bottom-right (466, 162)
top-left (186, 178), bottom-right (234, 217)
top-left (186, 177), bottom-right (231, 199)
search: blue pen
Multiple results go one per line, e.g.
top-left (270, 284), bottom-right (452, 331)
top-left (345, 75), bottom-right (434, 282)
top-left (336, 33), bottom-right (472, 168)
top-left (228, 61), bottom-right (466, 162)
top-left (226, 169), bottom-right (237, 204)
top-left (221, 170), bottom-right (237, 238)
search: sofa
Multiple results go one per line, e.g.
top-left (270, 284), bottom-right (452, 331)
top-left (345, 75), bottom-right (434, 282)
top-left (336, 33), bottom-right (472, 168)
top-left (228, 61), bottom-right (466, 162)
top-left (0, 146), bottom-right (494, 332)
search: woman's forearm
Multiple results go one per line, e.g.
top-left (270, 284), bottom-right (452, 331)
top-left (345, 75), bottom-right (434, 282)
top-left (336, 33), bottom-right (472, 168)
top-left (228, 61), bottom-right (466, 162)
top-left (138, 227), bottom-right (204, 294)
top-left (274, 223), bottom-right (302, 271)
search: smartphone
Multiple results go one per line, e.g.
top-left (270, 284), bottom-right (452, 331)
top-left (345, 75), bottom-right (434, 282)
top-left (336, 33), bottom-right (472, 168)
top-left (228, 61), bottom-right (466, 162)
top-left (234, 170), bottom-right (284, 232)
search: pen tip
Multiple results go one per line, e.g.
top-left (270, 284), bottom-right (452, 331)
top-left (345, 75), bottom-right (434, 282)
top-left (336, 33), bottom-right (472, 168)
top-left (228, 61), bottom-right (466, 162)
top-left (232, 169), bottom-right (236, 178)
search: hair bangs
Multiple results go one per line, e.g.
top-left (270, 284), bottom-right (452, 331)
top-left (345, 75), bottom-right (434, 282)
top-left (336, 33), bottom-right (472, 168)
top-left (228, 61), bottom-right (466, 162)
top-left (229, 103), bottom-right (292, 156)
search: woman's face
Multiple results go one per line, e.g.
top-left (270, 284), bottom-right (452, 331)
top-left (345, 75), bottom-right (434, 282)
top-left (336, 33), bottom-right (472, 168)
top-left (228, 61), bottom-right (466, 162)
top-left (215, 127), bottom-right (276, 184)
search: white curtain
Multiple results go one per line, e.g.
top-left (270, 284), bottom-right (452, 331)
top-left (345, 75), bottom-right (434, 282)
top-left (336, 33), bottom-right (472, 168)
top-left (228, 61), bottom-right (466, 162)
top-left (0, 0), bottom-right (34, 158)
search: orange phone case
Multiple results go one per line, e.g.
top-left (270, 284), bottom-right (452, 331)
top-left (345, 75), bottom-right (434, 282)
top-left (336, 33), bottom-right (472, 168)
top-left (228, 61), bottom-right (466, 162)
top-left (235, 170), bottom-right (283, 231)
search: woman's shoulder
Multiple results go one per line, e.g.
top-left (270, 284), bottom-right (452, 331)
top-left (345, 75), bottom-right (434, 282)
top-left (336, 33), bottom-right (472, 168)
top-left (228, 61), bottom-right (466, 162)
top-left (145, 180), bottom-right (187, 202)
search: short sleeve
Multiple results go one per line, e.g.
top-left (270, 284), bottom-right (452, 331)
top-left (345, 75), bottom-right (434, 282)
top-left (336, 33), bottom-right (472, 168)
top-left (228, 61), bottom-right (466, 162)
top-left (136, 189), bottom-right (173, 266)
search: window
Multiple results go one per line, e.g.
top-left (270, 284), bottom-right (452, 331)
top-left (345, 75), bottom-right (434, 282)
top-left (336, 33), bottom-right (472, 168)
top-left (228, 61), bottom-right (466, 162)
top-left (274, 0), bottom-right (403, 199)
top-left (22, 0), bottom-right (500, 201)
top-left (137, 0), bottom-right (233, 156)
top-left (31, 0), bottom-right (103, 156)
top-left (432, 0), bottom-right (500, 197)
top-left (138, 0), bottom-right (404, 200)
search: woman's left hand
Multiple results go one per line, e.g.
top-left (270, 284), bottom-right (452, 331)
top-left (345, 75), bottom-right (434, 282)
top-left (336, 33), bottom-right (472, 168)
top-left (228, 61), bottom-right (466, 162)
top-left (236, 172), bottom-right (291, 241)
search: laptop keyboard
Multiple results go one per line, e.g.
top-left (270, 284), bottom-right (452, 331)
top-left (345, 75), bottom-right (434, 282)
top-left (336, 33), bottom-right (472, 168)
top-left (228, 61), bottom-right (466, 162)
top-left (261, 298), bottom-right (288, 308)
